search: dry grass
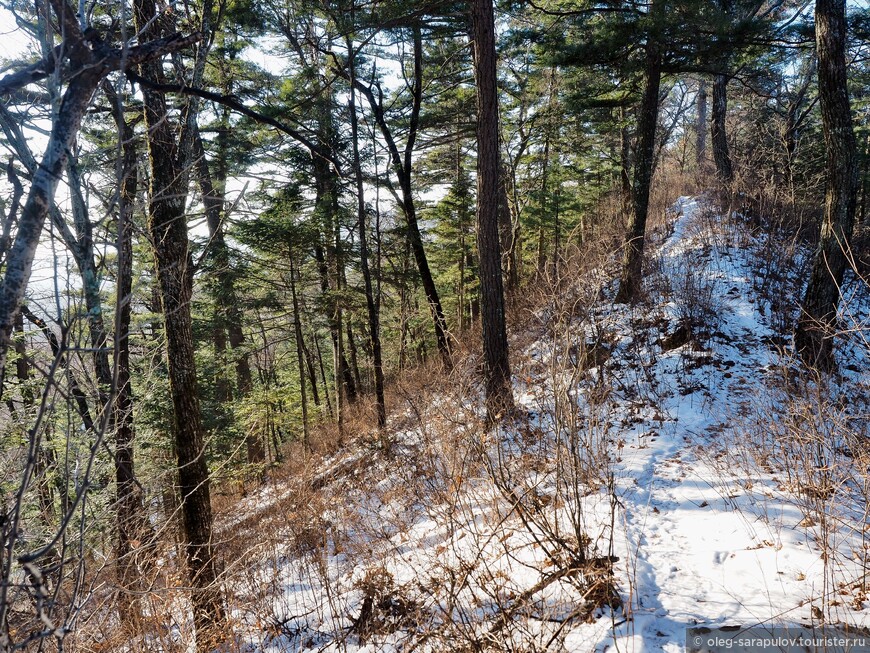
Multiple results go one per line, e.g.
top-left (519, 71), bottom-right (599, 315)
top-left (59, 165), bottom-right (870, 651)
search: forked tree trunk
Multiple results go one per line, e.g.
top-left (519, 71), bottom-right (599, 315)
top-left (795, 0), bottom-right (858, 370)
top-left (346, 25), bottom-right (451, 364)
top-left (348, 39), bottom-right (386, 427)
top-left (0, 5), bottom-right (199, 381)
top-left (0, 46), bottom-right (107, 390)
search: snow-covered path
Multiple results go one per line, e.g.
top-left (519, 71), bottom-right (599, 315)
top-left (598, 197), bottom-right (869, 652)
top-left (225, 196), bottom-right (870, 653)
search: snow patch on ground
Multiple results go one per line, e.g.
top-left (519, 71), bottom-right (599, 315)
top-left (222, 196), bottom-right (870, 653)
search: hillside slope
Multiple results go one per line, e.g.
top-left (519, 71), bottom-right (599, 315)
top-left (220, 196), bottom-right (870, 653)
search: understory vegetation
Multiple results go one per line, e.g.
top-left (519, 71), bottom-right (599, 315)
top-left (0, 0), bottom-right (868, 651)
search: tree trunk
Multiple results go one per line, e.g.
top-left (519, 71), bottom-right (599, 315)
top-left (192, 129), bottom-right (263, 463)
top-left (711, 73), bottom-right (733, 184)
top-left (0, 59), bottom-right (106, 392)
top-left (313, 330), bottom-right (333, 417)
top-left (133, 0), bottom-right (225, 644)
top-left (105, 82), bottom-right (152, 625)
top-left (312, 108), bottom-right (355, 418)
top-left (795, 0), bottom-right (858, 370)
top-left (859, 132), bottom-right (869, 227)
top-left (349, 25), bottom-right (451, 364)
top-left (345, 320), bottom-right (362, 395)
top-left (0, 101), bottom-right (111, 414)
top-left (472, 0), bottom-right (514, 421)
top-left (616, 29), bottom-right (662, 303)
top-left (537, 127), bottom-right (551, 276)
top-left (302, 337), bottom-right (321, 408)
top-left (348, 42), bottom-right (386, 427)
top-left (620, 107), bottom-right (633, 226)
top-left (196, 129), bottom-right (232, 404)
top-left (288, 256), bottom-right (310, 448)
top-left (696, 80), bottom-right (708, 167)
top-left (10, 313), bottom-right (57, 530)
top-left (0, 7), bottom-right (198, 384)
top-left (498, 163), bottom-right (517, 290)
top-left (67, 159), bottom-right (114, 404)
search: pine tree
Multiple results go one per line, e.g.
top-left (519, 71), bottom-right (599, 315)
top-left (795, 0), bottom-right (859, 370)
top-left (472, 0), bottom-right (513, 420)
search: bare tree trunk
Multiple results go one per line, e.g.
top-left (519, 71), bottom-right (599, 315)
top-left (288, 256), bottom-right (310, 448)
top-left (105, 81), bottom-right (152, 625)
top-left (796, 0), bottom-right (858, 370)
top-left (0, 20), bottom-right (198, 390)
top-left (472, 0), bottom-right (514, 421)
top-left (346, 25), bottom-right (451, 364)
top-left (0, 38), bottom-right (107, 389)
top-left (133, 0), bottom-right (225, 643)
top-left (696, 80), bottom-right (708, 167)
top-left (616, 25), bottom-right (662, 303)
top-left (711, 73), bottom-right (733, 184)
top-left (66, 159), bottom-right (114, 404)
top-left (0, 100), bottom-right (111, 415)
top-left (348, 38), bottom-right (386, 427)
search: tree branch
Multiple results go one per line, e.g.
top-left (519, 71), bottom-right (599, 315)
top-left (125, 71), bottom-right (343, 175)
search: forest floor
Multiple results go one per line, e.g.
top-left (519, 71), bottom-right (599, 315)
top-left (217, 196), bottom-right (870, 653)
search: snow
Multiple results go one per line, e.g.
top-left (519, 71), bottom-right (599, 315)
top-left (215, 195), bottom-right (870, 653)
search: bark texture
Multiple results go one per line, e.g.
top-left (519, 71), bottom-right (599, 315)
top-left (472, 0), bottom-right (513, 420)
top-left (696, 81), bottom-right (708, 166)
top-left (133, 0), bottom-right (225, 645)
top-left (795, 0), bottom-right (858, 370)
top-left (105, 82), bottom-right (151, 623)
top-left (711, 73), bottom-right (733, 183)
top-left (615, 28), bottom-right (662, 303)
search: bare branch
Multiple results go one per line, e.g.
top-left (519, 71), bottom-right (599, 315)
top-left (125, 70), bottom-right (344, 175)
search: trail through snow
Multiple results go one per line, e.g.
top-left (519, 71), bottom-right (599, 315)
top-left (599, 197), bottom-right (869, 652)
top-left (224, 196), bottom-right (870, 653)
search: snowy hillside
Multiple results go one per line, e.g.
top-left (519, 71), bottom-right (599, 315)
top-left (218, 196), bottom-right (870, 653)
